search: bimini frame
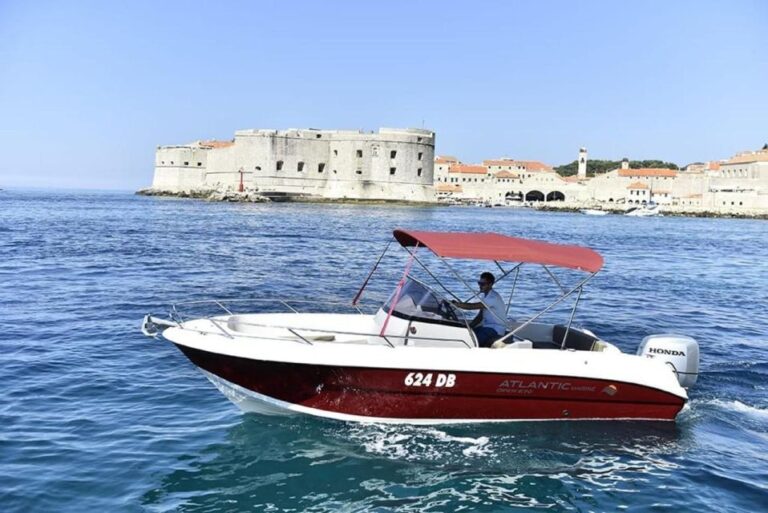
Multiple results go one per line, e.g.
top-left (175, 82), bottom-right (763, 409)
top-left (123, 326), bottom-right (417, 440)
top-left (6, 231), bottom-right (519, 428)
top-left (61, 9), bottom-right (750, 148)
top-left (354, 229), bottom-right (604, 349)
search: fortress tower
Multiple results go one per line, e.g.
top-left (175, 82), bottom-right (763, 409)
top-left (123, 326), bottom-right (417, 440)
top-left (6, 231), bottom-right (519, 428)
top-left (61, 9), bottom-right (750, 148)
top-left (578, 147), bottom-right (588, 178)
top-left (621, 157), bottom-right (629, 170)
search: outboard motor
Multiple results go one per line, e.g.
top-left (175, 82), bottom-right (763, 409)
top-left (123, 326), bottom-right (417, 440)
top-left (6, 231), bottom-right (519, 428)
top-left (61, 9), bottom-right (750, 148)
top-left (637, 334), bottom-right (699, 388)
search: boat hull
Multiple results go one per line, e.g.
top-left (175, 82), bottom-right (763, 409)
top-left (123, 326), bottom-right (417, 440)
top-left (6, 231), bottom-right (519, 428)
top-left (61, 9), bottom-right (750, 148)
top-left (175, 344), bottom-right (686, 423)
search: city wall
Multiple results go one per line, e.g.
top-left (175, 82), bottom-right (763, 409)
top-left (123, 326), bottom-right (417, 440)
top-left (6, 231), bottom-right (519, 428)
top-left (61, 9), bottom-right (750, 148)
top-left (151, 128), bottom-right (435, 202)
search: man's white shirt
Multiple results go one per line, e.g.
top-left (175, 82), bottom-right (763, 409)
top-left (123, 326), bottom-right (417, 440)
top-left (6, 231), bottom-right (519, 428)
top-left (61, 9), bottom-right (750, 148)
top-left (480, 289), bottom-right (506, 334)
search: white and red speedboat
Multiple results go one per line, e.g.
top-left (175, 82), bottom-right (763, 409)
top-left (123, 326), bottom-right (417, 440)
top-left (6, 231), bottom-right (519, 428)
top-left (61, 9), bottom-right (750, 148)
top-left (142, 229), bottom-right (699, 423)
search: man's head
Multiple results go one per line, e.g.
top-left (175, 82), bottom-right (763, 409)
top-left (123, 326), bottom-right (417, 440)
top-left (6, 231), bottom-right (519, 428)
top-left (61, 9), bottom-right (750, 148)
top-left (478, 272), bottom-right (495, 293)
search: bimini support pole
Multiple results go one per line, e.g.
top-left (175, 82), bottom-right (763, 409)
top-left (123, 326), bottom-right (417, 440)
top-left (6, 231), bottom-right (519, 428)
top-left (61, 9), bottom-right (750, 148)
top-left (561, 286), bottom-right (583, 349)
top-left (436, 254), bottom-right (511, 332)
top-left (352, 238), bottom-right (393, 306)
top-left (379, 242), bottom-right (418, 337)
top-left (496, 271), bottom-right (598, 345)
top-left (506, 265), bottom-right (521, 317)
top-left (402, 246), bottom-right (461, 301)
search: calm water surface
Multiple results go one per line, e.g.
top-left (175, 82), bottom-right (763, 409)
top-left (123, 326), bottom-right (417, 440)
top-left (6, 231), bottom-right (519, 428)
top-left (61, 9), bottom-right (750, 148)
top-left (1, 190), bottom-right (767, 512)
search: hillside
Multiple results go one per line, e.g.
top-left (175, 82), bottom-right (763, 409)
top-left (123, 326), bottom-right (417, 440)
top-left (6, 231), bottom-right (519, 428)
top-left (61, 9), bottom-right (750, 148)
top-left (554, 159), bottom-right (679, 177)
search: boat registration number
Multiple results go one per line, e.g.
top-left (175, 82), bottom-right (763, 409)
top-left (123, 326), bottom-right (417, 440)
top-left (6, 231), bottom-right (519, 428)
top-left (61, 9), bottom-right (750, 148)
top-left (404, 372), bottom-right (456, 388)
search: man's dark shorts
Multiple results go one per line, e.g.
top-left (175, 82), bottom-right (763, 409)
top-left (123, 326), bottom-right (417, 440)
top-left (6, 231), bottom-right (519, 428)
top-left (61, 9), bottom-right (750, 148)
top-left (473, 326), bottom-right (502, 348)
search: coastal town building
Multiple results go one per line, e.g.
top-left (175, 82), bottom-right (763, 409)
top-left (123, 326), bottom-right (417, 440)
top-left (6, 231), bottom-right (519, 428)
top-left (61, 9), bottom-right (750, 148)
top-left (151, 127), bottom-right (435, 202)
top-left (433, 147), bottom-right (768, 215)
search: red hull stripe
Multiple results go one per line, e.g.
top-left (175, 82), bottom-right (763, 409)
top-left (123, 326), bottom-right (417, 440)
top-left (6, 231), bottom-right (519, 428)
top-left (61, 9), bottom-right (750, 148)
top-left (174, 344), bottom-right (685, 421)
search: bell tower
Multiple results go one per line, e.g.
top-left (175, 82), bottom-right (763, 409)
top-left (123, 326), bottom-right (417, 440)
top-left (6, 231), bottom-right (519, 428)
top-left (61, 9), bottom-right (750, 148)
top-left (577, 147), bottom-right (588, 178)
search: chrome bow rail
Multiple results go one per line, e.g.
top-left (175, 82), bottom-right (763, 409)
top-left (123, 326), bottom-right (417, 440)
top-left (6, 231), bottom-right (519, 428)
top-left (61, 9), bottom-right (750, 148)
top-left (141, 297), bottom-right (474, 349)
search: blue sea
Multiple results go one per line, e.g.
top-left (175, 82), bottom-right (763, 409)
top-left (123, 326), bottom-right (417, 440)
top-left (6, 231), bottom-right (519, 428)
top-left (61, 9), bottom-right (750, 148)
top-left (1, 189), bottom-right (767, 512)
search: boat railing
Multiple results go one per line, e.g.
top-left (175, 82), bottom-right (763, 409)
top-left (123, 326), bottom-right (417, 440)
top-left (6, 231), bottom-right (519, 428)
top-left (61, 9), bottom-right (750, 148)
top-left (168, 297), bottom-right (375, 324)
top-left (195, 316), bottom-right (474, 349)
top-left (144, 297), bottom-right (474, 349)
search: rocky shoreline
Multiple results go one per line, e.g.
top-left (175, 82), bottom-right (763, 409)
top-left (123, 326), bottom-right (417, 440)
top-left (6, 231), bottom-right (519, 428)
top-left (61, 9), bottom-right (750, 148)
top-left (136, 188), bottom-right (271, 203)
top-left (136, 188), bottom-right (768, 219)
top-left (135, 188), bottom-right (435, 206)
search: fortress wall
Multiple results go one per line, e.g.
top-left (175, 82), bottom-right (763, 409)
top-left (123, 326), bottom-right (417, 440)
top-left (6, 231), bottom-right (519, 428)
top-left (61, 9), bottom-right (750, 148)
top-left (153, 146), bottom-right (208, 190)
top-left (152, 128), bottom-right (435, 201)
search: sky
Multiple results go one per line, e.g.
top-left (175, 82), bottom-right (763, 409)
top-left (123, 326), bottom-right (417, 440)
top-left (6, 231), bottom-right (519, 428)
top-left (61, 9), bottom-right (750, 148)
top-left (0, 0), bottom-right (766, 190)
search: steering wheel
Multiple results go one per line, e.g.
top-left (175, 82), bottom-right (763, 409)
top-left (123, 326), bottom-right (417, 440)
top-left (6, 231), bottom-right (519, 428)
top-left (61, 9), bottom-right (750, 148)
top-left (438, 299), bottom-right (458, 321)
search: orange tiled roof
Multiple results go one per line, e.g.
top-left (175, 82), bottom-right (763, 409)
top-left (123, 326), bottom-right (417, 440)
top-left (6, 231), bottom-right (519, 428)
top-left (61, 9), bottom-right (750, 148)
top-left (517, 160), bottom-right (553, 172)
top-left (200, 140), bottom-right (235, 149)
top-left (619, 168), bottom-right (677, 178)
top-left (709, 161), bottom-right (721, 170)
top-left (494, 171), bottom-right (519, 179)
top-left (449, 164), bottom-right (487, 175)
top-left (627, 181), bottom-right (649, 190)
top-left (483, 159), bottom-right (518, 167)
top-left (725, 149), bottom-right (768, 165)
top-left (435, 155), bottom-right (459, 164)
top-left (436, 183), bottom-right (463, 192)
top-left (482, 159), bottom-right (553, 171)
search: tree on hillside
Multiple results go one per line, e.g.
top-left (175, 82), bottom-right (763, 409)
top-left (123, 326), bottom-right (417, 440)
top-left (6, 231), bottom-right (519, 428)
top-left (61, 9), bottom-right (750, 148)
top-left (554, 159), bottom-right (679, 177)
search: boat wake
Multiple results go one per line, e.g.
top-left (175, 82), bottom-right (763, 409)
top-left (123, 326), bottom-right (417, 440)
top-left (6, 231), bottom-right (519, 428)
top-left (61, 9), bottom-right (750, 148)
top-left (341, 423), bottom-right (493, 462)
top-left (707, 399), bottom-right (768, 420)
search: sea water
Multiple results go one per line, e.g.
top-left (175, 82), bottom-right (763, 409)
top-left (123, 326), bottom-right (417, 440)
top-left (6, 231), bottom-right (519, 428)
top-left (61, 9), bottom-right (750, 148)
top-left (1, 189), bottom-right (767, 512)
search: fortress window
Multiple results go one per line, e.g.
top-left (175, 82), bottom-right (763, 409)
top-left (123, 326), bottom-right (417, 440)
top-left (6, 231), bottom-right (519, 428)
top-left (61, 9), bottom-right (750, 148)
top-left (333, 149), bottom-right (338, 156)
top-left (356, 169), bottom-right (362, 175)
top-left (390, 167), bottom-right (396, 175)
top-left (297, 161), bottom-right (305, 172)
top-left (255, 166), bottom-right (261, 171)
top-left (184, 161), bottom-right (189, 166)
top-left (418, 152), bottom-right (423, 161)
top-left (356, 150), bottom-right (363, 158)
top-left (276, 160), bottom-right (283, 171)
top-left (390, 150), bottom-right (397, 159)
top-left (316, 134), bottom-right (322, 139)
top-left (197, 162), bottom-right (202, 166)
top-left (318, 163), bottom-right (325, 173)
top-left (417, 168), bottom-right (422, 177)
top-left (161, 161), bottom-right (165, 164)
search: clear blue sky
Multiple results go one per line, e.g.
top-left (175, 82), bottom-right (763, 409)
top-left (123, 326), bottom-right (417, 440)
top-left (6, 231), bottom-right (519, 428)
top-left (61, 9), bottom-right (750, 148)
top-left (1, 0), bottom-right (766, 190)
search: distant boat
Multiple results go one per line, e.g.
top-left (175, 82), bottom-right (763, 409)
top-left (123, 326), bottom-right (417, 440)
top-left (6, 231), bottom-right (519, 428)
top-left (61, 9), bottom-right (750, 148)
top-left (625, 204), bottom-right (661, 217)
top-left (580, 209), bottom-right (609, 216)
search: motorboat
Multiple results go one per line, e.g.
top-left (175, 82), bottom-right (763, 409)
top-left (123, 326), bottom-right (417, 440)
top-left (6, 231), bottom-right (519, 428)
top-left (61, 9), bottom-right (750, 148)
top-left (625, 203), bottom-right (661, 217)
top-left (142, 229), bottom-right (699, 424)
top-left (580, 208), bottom-right (609, 216)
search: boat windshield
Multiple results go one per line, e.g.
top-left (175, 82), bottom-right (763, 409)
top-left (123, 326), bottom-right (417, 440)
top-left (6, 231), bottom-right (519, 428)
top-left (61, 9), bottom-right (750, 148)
top-left (383, 278), bottom-right (460, 323)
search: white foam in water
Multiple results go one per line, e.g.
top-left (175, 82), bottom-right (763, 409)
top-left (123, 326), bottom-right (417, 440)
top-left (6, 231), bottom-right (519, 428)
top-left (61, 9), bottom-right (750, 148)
top-left (424, 428), bottom-right (491, 457)
top-left (347, 424), bottom-right (493, 461)
top-left (710, 399), bottom-right (768, 420)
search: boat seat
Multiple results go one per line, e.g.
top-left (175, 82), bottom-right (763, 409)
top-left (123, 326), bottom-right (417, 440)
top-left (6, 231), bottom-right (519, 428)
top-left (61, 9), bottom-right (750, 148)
top-left (552, 325), bottom-right (598, 351)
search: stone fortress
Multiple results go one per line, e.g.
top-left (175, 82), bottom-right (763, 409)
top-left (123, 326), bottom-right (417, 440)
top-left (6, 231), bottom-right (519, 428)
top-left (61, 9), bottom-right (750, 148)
top-left (145, 127), bottom-right (768, 215)
top-left (150, 127), bottom-right (435, 202)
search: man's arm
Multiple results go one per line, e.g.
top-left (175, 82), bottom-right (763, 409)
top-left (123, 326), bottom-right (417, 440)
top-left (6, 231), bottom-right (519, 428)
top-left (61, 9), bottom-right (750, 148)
top-left (451, 300), bottom-right (484, 310)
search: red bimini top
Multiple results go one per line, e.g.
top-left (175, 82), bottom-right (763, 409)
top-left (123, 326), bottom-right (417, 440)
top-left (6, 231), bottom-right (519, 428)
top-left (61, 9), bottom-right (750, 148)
top-left (393, 229), bottom-right (604, 273)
